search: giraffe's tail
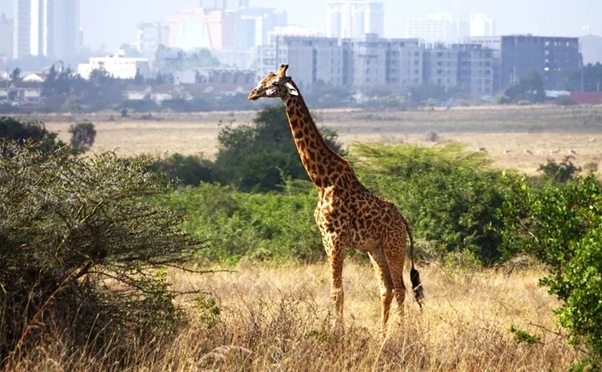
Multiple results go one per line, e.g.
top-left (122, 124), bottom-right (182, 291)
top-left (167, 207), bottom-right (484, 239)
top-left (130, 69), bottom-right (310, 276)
top-left (405, 217), bottom-right (425, 306)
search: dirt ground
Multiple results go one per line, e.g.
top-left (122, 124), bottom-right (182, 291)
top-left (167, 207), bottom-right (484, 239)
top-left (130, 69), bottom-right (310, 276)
top-left (41, 104), bottom-right (602, 175)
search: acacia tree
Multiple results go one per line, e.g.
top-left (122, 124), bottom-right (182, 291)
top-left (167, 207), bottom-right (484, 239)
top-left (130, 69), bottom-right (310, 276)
top-left (68, 122), bottom-right (96, 152)
top-left (0, 140), bottom-right (201, 366)
top-left (214, 104), bottom-right (345, 192)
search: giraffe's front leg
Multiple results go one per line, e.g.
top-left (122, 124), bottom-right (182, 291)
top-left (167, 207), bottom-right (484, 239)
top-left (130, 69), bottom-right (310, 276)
top-left (324, 238), bottom-right (345, 330)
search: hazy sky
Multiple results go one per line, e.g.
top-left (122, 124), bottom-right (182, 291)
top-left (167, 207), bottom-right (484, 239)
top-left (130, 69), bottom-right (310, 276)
top-left (1, 0), bottom-right (600, 50)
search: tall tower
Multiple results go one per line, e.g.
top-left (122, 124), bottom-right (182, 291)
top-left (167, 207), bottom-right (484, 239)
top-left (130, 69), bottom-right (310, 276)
top-left (13, 0), bottom-right (79, 58)
top-left (326, 0), bottom-right (384, 39)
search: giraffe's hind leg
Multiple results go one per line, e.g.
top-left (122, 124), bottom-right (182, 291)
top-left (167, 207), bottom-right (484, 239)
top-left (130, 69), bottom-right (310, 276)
top-left (382, 234), bottom-right (407, 322)
top-left (368, 245), bottom-right (394, 335)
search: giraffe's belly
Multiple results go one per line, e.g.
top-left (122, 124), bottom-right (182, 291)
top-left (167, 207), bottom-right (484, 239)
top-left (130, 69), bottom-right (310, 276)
top-left (348, 224), bottom-right (383, 252)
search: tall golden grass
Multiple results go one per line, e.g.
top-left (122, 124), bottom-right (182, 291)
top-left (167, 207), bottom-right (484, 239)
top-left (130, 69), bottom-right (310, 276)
top-left (7, 262), bottom-right (581, 371)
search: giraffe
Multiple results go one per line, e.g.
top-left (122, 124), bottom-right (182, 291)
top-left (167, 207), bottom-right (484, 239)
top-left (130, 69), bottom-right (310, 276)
top-left (248, 64), bottom-right (424, 334)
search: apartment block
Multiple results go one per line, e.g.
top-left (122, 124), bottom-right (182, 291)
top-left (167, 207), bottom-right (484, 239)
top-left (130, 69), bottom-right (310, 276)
top-left (257, 35), bottom-right (342, 89)
top-left (423, 46), bottom-right (460, 91)
top-left (13, 0), bottom-right (79, 59)
top-left (456, 44), bottom-right (494, 96)
top-left (466, 35), bottom-right (581, 90)
top-left (342, 34), bottom-right (422, 92)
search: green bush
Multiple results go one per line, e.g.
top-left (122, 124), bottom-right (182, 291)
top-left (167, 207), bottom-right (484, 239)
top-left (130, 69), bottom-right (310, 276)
top-left (353, 142), bottom-right (508, 264)
top-left (0, 116), bottom-right (65, 152)
top-left (163, 182), bottom-right (323, 263)
top-left (0, 141), bottom-right (200, 364)
top-left (501, 174), bottom-right (602, 369)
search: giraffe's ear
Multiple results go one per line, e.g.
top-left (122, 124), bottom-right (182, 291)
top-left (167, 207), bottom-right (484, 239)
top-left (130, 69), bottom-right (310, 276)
top-left (285, 82), bottom-right (298, 96)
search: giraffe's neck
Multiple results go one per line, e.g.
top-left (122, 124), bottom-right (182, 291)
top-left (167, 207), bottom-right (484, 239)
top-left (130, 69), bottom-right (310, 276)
top-left (283, 92), bottom-right (354, 189)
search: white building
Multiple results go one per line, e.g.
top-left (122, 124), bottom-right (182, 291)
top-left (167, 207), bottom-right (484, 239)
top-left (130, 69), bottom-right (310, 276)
top-left (77, 54), bottom-right (151, 80)
top-left (405, 13), bottom-right (468, 46)
top-left (326, 0), bottom-right (384, 39)
top-left (469, 14), bottom-right (495, 37)
top-left (13, 0), bottom-right (80, 59)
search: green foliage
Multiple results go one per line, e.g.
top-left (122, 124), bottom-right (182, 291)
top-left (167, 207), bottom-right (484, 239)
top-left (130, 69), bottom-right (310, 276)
top-left (214, 104), bottom-right (345, 192)
top-left (494, 94), bottom-right (511, 104)
top-left (538, 156), bottom-right (582, 184)
top-left (163, 182), bottom-right (323, 263)
top-left (68, 122), bottom-right (96, 152)
top-left (146, 153), bottom-right (221, 186)
top-left (304, 79), bottom-right (354, 108)
top-left (353, 142), bottom-right (508, 264)
top-left (0, 141), bottom-right (200, 363)
top-left (504, 69), bottom-right (546, 103)
top-left (565, 62), bottom-right (602, 92)
top-left (408, 83), bottom-right (446, 105)
top-left (0, 116), bottom-right (65, 152)
top-left (501, 174), bottom-right (602, 366)
top-left (193, 295), bottom-right (221, 329)
top-left (509, 324), bottom-right (540, 346)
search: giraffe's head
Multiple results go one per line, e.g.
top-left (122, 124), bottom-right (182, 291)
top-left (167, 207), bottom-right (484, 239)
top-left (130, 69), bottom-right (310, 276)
top-left (248, 64), bottom-right (299, 101)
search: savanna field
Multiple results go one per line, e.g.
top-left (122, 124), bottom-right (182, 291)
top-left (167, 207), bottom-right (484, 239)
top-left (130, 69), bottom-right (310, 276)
top-left (3, 104), bottom-right (602, 371)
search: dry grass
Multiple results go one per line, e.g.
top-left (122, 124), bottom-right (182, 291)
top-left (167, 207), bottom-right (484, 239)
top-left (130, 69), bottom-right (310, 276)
top-left (40, 104), bottom-right (602, 175)
top-left (8, 263), bottom-right (581, 371)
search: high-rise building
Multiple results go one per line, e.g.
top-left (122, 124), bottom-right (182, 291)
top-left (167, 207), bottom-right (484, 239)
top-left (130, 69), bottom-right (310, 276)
top-left (465, 35), bottom-right (581, 90)
top-left (13, 0), bottom-right (79, 59)
top-left (405, 13), bottom-right (468, 46)
top-left (199, 0), bottom-right (248, 10)
top-left (238, 7), bottom-right (288, 49)
top-left (469, 14), bottom-right (495, 37)
top-left (137, 22), bottom-right (169, 58)
top-left (165, 8), bottom-right (239, 52)
top-left (0, 14), bottom-right (13, 58)
top-left (326, 0), bottom-right (384, 39)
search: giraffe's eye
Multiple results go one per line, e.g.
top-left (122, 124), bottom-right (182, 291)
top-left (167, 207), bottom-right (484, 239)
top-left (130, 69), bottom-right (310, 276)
top-left (271, 81), bottom-right (280, 87)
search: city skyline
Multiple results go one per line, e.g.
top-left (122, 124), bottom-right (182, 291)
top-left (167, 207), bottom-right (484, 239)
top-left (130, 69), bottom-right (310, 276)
top-left (74, 0), bottom-right (602, 50)
top-left (0, 0), bottom-right (600, 52)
